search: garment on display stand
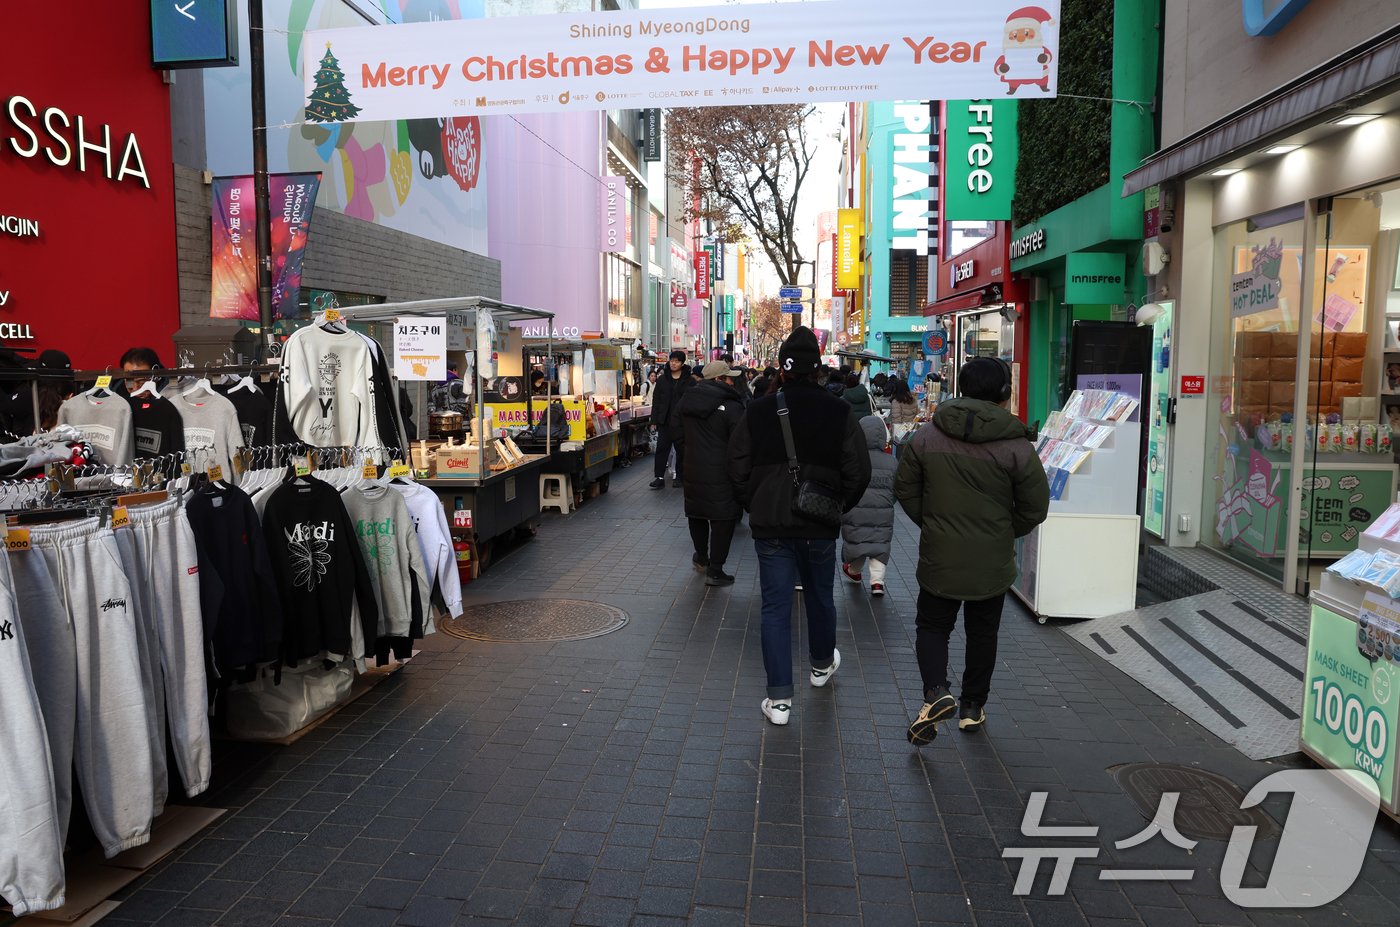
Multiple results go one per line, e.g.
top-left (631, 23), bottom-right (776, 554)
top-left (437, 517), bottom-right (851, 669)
top-left (129, 393), bottom-right (186, 460)
top-left (57, 391), bottom-right (134, 466)
top-left (217, 377), bottom-right (273, 448)
top-left (165, 387), bottom-right (244, 479)
top-left (392, 478), bottom-right (464, 620)
top-left (341, 480), bottom-right (433, 662)
top-left (280, 318), bottom-right (379, 449)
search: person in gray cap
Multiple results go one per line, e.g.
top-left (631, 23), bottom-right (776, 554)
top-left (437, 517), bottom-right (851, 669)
top-left (677, 360), bottom-right (746, 585)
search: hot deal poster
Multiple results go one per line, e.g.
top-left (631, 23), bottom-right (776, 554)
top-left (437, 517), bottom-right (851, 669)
top-left (210, 173), bottom-right (322, 320)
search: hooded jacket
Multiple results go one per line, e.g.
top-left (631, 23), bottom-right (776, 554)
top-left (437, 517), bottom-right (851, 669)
top-left (843, 383), bottom-right (874, 420)
top-left (651, 365), bottom-right (694, 430)
top-left (893, 398), bottom-right (1050, 601)
top-left (677, 379), bottom-right (745, 520)
top-left (729, 379), bottom-right (871, 540)
top-left (840, 416), bottom-right (897, 561)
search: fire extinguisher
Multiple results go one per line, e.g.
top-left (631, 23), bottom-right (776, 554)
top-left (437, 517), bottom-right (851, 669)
top-left (454, 536), bottom-right (475, 585)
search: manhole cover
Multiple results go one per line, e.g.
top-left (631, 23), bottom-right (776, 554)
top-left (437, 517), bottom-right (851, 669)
top-left (1112, 763), bottom-right (1279, 842)
top-left (439, 599), bottom-right (629, 642)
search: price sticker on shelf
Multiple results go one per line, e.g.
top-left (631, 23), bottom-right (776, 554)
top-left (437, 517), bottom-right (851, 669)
top-left (362, 463), bottom-right (379, 480)
top-left (388, 460), bottom-right (411, 479)
top-left (110, 506), bottom-right (130, 530)
top-left (293, 457), bottom-right (312, 477)
top-left (95, 375), bottom-right (112, 390)
top-left (207, 464), bottom-right (224, 483)
top-left (5, 528), bottom-right (30, 552)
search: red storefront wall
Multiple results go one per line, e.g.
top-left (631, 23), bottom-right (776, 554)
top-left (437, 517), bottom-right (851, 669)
top-left (1, 6), bottom-right (180, 368)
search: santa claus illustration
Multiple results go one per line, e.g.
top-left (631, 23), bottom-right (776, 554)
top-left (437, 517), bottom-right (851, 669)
top-left (994, 6), bottom-right (1054, 95)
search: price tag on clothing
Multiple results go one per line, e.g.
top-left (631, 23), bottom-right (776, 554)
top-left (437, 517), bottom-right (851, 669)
top-left (324, 308), bottom-right (342, 322)
top-left (388, 460), bottom-right (411, 479)
top-left (95, 375), bottom-right (112, 390)
top-left (293, 456), bottom-right (312, 477)
top-left (362, 463), bottom-right (379, 480)
top-left (110, 506), bottom-right (130, 530)
top-left (5, 528), bottom-right (30, 552)
top-left (181, 463), bottom-right (193, 475)
top-left (207, 464), bottom-right (224, 483)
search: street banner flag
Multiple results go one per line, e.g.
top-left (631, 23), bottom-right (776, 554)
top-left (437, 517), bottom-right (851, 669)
top-left (303, 1), bottom-right (1061, 122)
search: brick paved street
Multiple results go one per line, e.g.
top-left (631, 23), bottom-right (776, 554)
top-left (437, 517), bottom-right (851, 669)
top-left (107, 461), bottom-right (1400, 926)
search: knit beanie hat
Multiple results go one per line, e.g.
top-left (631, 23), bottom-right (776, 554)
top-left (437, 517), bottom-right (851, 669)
top-left (778, 326), bottom-right (821, 374)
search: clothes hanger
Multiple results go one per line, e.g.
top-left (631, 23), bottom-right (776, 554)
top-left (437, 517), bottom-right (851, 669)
top-left (130, 369), bottom-right (163, 399)
top-left (184, 365), bottom-right (219, 400)
top-left (82, 368), bottom-right (116, 400)
top-left (230, 365), bottom-right (260, 393)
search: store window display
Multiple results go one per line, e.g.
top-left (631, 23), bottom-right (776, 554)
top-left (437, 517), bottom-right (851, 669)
top-left (1204, 184), bottom-right (1400, 581)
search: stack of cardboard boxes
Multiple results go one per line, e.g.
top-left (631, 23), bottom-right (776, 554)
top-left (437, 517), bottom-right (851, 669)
top-left (1234, 330), bottom-right (1367, 423)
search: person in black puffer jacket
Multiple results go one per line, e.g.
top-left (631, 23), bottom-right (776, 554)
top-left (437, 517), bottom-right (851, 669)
top-left (649, 350), bottom-right (694, 488)
top-left (730, 327), bottom-right (871, 727)
top-left (678, 361), bottom-right (746, 585)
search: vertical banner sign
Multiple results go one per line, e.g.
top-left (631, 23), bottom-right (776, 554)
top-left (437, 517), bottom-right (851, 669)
top-left (688, 297), bottom-right (703, 334)
top-left (303, 1), bottom-right (1062, 122)
top-left (889, 100), bottom-right (934, 256)
top-left (642, 109), bottom-right (662, 162)
top-left (210, 172), bottom-right (321, 320)
top-left (1144, 302), bottom-right (1173, 539)
top-left (695, 250), bottom-right (712, 299)
top-left (394, 318), bottom-right (447, 381)
top-left (943, 99), bottom-right (1018, 220)
top-left (713, 243), bottom-right (726, 282)
top-left (836, 208), bottom-right (863, 290)
top-left (600, 175), bottom-right (624, 252)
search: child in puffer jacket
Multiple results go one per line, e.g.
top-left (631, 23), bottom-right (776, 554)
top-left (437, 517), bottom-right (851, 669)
top-left (840, 415), bottom-right (899, 595)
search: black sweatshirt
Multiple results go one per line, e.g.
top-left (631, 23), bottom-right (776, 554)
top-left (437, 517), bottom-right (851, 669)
top-left (217, 384), bottom-right (274, 448)
top-left (185, 483), bottom-right (283, 679)
top-left (261, 476), bottom-right (379, 665)
top-left (129, 395), bottom-right (186, 458)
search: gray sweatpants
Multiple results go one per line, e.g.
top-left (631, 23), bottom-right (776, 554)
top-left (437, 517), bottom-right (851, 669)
top-left (129, 498), bottom-right (211, 798)
top-left (111, 527), bottom-right (170, 816)
top-left (0, 553), bottom-right (66, 915)
top-left (29, 519), bottom-right (154, 858)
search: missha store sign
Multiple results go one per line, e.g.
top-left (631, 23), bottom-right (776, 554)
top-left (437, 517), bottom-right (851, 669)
top-left (1, 6), bottom-right (179, 367)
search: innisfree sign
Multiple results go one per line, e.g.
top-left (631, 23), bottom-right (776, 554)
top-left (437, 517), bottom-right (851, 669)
top-left (303, 0), bottom-right (1062, 122)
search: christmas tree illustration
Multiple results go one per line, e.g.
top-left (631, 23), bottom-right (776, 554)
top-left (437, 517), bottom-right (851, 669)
top-left (305, 43), bottom-right (362, 124)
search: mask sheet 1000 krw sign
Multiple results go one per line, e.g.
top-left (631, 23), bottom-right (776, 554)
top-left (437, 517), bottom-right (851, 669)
top-left (302, 1), bottom-right (1061, 122)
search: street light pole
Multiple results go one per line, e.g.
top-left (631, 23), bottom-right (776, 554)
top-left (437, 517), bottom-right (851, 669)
top-left (249, 0), bottom-right (275, 354)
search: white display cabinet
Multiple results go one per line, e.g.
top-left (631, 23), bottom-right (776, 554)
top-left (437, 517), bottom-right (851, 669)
top-left (1012, 394), bottom-right (1142, 622)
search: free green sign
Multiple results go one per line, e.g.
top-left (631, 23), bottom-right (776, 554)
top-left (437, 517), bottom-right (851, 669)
top-left (1302, 605), bottom-right (1398, 805)
top-left (943, 100), bottom-right (1017, 221)
top-left (1064, 252), bottom-right (1127, 304)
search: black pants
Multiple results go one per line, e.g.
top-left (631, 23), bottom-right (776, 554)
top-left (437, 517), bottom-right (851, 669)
top-left (915, 590), bottom-right (1006, 706)
top-left (689, 518), bottom-right (736, 568)
top-left (654, 426), bottom-right (684, 479)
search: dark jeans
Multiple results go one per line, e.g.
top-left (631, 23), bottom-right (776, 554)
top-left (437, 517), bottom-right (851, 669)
top-left (688, 518), bottom-right (736, 568)
top-left (915, 590), bottom-right (1006, 707)
top-left (654, 426), bottom-right (684, 479)
top-left (755, 537), bottom-right (837, 700)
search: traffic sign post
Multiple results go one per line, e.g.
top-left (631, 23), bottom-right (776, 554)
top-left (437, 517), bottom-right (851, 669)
top-left (779, 286), bottom-right (805, 300)
top-left (780, 302), bottom-right (804, 314)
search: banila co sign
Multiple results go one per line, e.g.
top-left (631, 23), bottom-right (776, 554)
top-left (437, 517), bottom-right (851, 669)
top-left (1242, 0), bottom-right (1312, 36)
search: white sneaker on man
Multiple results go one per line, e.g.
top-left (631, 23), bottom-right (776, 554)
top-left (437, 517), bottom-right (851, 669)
top-left (810, 648), bottom-right (841, 688)
top-left (761, 698), bottom-right (792, 725)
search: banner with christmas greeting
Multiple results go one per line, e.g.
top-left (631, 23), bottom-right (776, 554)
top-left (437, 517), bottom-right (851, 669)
top-left (210, 173), bottom-right (322, 320)
top-left (301, 1), bottom-right (1061, 123)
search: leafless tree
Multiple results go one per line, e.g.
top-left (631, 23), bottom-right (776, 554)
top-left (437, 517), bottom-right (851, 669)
top-left (666, 104), bottom-right (817, 312)
top-left (747, 294), bottom-right (789, 365)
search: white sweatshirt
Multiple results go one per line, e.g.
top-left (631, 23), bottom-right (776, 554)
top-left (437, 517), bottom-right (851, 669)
top-left (392, 480), bottom-right (463, 621)
top-left (283, 326), bottom-right (377, 448)
top-left (165, 390), bottom-right (244, 480)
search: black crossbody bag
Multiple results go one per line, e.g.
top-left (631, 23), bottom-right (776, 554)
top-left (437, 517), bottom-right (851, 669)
top-left (776, 393), bottom-right (844, 527)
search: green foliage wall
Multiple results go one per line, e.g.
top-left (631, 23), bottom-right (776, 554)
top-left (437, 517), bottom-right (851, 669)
top-left (1012, 0), bottom-right (1115, 226)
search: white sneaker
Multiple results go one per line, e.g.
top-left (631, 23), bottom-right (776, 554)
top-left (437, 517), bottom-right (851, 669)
top-left (761, 698), bottom-right (792, 725)
top-left (810, 649), bottom-right (841, 688)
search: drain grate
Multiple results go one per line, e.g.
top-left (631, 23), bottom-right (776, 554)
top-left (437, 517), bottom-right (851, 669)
top-left (1112, 763), bottom-right (1279, 842)
top-left (439, 598), bottom-right (629, 643)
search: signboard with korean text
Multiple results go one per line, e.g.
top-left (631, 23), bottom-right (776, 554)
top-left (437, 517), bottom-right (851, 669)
top-left (303, 2), bottom-right (1062, 122)
top-left (394, 319), bottom-right (447, 381)
top-left (210, 173), bottom-right (321, 320)
top-left (943, 99), bottom-right (1017, 220)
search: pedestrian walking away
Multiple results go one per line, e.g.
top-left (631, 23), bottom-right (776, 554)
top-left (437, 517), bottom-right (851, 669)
top-left (841, 373), bottom-right (873, 420)
top-left (893, 357), bottom-right (1048, 746)
top-left (649, 350), bottom-right (694, 489)
top-left (678, 361), bottom-right (746, 586)
top-left (841, 415), bottom-right (897, 597)
top-left (730, 326), bottom-right (871, 726)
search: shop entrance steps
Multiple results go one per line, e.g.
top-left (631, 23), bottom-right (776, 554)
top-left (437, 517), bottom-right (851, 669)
top-left (1061, 588), bottom-right (1306, 760)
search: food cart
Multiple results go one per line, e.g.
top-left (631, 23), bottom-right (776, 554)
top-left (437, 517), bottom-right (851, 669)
top-left (339, 297), bottom-right (556, 571)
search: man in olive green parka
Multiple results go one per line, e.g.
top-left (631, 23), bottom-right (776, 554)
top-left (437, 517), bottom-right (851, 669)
top-left (893, 357), bottom-right (1049, 745)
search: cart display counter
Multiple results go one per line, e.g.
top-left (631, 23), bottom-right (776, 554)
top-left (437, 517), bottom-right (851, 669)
top-left (517, 432), bottom-right (619, 492)
top-left (615, 402), bottom-right (652, 462)
top-left (420, 454), bottom-right (548, 570)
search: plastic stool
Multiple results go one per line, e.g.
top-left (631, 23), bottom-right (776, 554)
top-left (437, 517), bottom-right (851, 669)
top-left (540, 473), bottom-right (573, 514)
